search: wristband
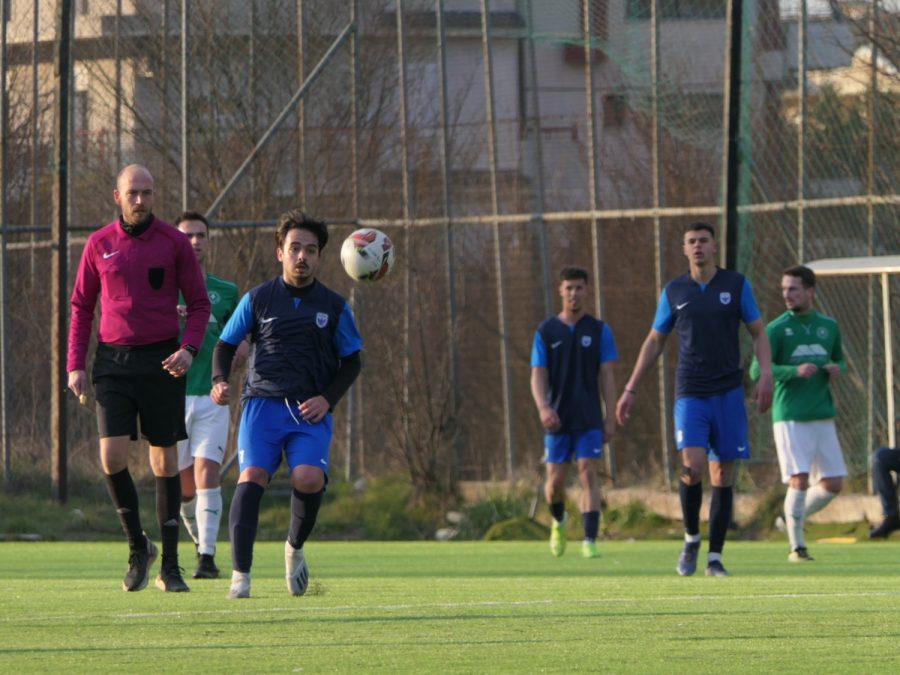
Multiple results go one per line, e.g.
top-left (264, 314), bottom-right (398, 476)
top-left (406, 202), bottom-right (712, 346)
top-left (181, 344), bottom-right (198, 358)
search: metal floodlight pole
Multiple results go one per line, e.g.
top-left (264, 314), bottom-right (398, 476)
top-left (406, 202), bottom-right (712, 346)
top-left (396, 0), bottom-right (412, 456)
top-left (722, 0), bottom-right (744, 269)
top-left (436, 0), bottom-right (461, 480)
top-left (30, 0), bottom-right (40, 280)
top-left (115, 0), bottom-right (123, 167)
top-left (524, 0), bottom-right (550, 317)
top-left (0, 0), bottom-right (10, 488)
top-left (296, 0), bottom-right (307, 207)
top-left (181, 0), bottom-right (190, 211)
top-left (350, 0), bottom-right (360, 218)
top-left (51, 0), bottom-right (74, 503)
top-left (480, 0), bottom-right (515, 480)
top-left (866, 0), bottom-right (880, 491)
top-left (581, 0), bottom-right (614, 482)
top-left (650, 0), bottom-right (672, 487)
top-left (797, 0), bottom-right (807, 263)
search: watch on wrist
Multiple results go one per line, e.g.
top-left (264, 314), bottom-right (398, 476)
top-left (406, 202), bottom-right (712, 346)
top-left (181, 344), bottom-right (198, 358)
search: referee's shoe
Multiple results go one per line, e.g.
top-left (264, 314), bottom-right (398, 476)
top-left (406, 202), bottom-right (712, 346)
top-left (156, 557), bottom-right (191, 592)
top-left (123, 537), bottom-right (158, 592)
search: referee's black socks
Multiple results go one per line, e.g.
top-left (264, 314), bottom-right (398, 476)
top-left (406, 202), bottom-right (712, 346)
top-left (105, 468), bottom-right (146, 551)
top-left (156, 474), bottom-right (182, 561)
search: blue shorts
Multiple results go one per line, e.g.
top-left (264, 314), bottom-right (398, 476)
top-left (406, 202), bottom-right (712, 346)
top-left (237, 397), bottom-right (333, 477)
top-left (543, 428), bottom-right (604, 464)
top-left (674, 386), bottom-right (749, 462)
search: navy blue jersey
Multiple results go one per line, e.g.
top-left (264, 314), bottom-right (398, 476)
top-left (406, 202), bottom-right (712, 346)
top-left (219, 277), bottom-right (362, 402)
top-left (653, 268), bottom-right (760, 398)
top-left (530, 315), bottom-right (618, 433)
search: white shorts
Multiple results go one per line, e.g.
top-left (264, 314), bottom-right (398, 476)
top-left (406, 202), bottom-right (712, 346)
top-left (772, 419), bottom-right (847, 484)
top-left (177, 395), bottom-right (230, 471)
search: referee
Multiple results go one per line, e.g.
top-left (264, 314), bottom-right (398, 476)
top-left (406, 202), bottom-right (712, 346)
top-left (67, 164), bottom-right (210, 592)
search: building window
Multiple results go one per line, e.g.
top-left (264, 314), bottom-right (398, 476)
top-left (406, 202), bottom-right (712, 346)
top-left (563, 0), bottom-right (608, 64)
top-left (74, 90), bottom-right (91, 154)
top-left (603, 94), bottom-right (627, 128)
top-left (626, 0), bottom-right (726, 20)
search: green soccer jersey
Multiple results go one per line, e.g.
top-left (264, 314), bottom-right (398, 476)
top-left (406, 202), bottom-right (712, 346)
top-left (181, 273), bottom-right (239, 396)
top-left (751, 310), bottom-right (845, 423)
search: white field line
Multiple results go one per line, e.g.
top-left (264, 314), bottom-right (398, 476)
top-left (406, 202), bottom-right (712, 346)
top-left (3, 590), bottom-right (900, 624)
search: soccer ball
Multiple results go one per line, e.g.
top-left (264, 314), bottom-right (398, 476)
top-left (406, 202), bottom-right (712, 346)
top-left (340, 228), bottom-right (395, 282)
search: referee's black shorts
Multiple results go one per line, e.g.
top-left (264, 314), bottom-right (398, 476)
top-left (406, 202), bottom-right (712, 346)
top-left (92, 340), bottom-right (187, 447)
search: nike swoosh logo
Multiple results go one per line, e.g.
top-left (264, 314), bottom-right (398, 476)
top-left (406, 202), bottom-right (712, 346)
top-left (260, 317), bottom-right (276, 324)
top-left (550, 341), bottom-right (563, 349)
top-left (676, 302), bottom-right (689, 310)
top-left (102, 251), bottom-right (120, 259)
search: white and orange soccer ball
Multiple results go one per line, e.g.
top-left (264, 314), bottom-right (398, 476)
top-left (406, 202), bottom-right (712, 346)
top-left (340, 228), bottom-right (395, 282)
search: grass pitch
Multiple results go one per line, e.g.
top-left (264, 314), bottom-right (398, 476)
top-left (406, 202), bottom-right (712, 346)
top-left (1, 539), bottom-right (898, 673)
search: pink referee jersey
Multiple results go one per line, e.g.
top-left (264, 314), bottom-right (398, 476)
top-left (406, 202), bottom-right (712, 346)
top-left (67, 216), bottom-right (210, 371)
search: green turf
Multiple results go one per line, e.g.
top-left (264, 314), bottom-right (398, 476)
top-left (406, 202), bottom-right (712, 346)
top-left (1, 540), bottom-right (898, 673)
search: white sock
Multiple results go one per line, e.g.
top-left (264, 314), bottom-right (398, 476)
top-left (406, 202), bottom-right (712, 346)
top-left (707, 552), bottom-right (722, 564)
top-left (179, 496), bottom-right (200, 546)
top-left (196, 487), bottom-right (223, 556)
top-left (684, 533), bottom-right (701, 544)
top-left (785, 487), bottom-right (806, 550)
top-left (804, 484), bottom-right (837, 517)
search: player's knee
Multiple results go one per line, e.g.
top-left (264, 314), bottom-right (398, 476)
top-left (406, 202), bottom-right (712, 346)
top-left (239, 466), bottom-right (270, 486)
top-left (291, 468), bottom-right (325, 493)
top-left (789, 474), bottom-right (809, 491)
top-left (822, 476), bottom-right (843, 494)
top-left (872, 447), bottom-right (891, 470)
top-left (680, 465), bottom-right (701, 485)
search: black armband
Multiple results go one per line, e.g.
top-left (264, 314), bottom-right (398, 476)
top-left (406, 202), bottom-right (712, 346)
top-left (323, 351), bottom-right (362, 408)
top-left (211, 340), bottom-right (239, 384)
top-left (181, 344), bottom-right (198, 358)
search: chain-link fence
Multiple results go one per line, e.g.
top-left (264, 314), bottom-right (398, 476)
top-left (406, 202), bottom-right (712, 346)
top-left (1, 0), bottom-right (898, 498)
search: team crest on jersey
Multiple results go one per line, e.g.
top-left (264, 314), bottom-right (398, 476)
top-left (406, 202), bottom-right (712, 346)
top-left (208, 290), bottom-right (221, 304)
top-left (719, 292), bottom-right (731, 305)
top-left (817, 327), bottom-right (828, 339)
top-left (316, 312), bottom-right (329, 328)
top-left (581, 335), bottom-right (592, 348)
top-left (785, 327), bottom-right (794, 336)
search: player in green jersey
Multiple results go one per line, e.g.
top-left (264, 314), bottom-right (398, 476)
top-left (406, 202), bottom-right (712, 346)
top-left (176, 212), bottom-right (248, 579)
top-left (751, 265), bottom-right (847, 562)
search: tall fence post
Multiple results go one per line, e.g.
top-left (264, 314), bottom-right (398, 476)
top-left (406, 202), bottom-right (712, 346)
top-left (52, 0), bottom-right (74, 504)
top-left (722, 0), bottom-right (744, 270)
top-left (480, 0), bottom-right (515, 480)
top-left (0, 0), bottom-right (10, 489)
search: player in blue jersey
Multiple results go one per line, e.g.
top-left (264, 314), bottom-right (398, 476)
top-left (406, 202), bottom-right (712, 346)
top-left (616, 223), bottom-right (772, 577)
top-left (531, 266), bottom-right (618, 559)
top-left (211, 210), bottom-right (362, 599)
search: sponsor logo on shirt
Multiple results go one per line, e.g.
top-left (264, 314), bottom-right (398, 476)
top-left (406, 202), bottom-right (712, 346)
top-left (102, 250), bottom-right (120, 259)
top-left (676, 302), bottom-right (689, 310)
top-left (789, 344), bottom-right (829, 361)
top-left (550, 340), bottom-right (562, 350)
